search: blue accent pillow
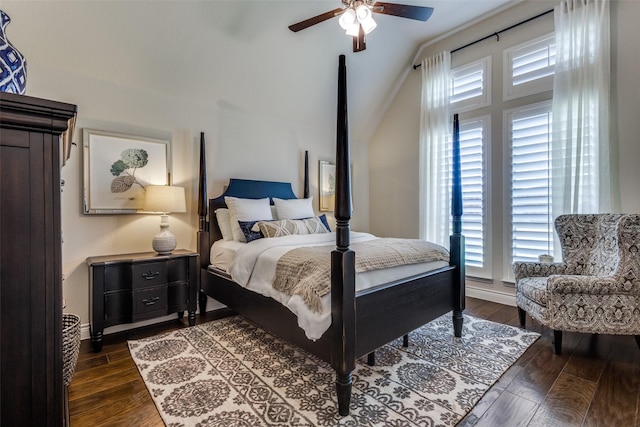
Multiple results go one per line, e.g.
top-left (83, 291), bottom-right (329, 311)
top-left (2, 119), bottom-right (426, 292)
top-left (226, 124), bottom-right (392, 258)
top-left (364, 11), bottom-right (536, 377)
top-left (318, 214), bottom-right (331, 231)
top-left (238, 220), bottom-right (263, 242)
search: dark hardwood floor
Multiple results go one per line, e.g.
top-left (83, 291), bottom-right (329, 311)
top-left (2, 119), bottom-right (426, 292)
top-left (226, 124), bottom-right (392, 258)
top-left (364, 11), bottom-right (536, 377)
top-left (68, 298), bottom-right (640, 426)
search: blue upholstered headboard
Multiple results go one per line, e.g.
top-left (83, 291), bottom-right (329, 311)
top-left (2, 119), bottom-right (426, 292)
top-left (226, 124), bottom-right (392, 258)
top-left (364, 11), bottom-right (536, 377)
top-left (207, 178), bottom-right (299, 243)
top-left (210, 178), bottom-right (297, 206)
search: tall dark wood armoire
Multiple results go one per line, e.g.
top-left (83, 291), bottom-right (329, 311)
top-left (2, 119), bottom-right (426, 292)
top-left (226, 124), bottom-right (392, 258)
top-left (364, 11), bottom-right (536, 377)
top-left (0, 92), bottom-right (77, 426)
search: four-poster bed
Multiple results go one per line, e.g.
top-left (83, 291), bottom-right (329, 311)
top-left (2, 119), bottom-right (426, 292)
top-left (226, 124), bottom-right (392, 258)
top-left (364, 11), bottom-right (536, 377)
top-left (196, 54), bottom-right (465, 416)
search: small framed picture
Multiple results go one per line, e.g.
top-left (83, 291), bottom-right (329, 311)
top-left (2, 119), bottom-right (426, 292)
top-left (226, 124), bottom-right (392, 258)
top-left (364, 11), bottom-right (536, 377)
top-left (83, 129), bottom-right (170, 214)
top-left (319, 160), bottom-right (335, 212)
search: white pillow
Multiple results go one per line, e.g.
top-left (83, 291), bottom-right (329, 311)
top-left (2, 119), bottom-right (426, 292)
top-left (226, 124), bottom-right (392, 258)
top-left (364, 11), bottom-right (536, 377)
top-left (225, 196), bottom-right (273, 242)
top-left (273, 197), bottom-right (314, 220)
top-left (215, 208), bottom-right (233, 241)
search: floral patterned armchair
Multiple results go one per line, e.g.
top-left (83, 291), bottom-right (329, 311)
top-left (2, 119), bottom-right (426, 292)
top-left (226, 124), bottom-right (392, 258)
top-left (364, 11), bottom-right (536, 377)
top-left (513, 214), bottom-right (640, 354)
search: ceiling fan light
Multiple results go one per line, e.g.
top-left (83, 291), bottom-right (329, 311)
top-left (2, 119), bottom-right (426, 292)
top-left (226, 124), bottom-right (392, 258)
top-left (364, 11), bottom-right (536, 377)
top-left (338, 8), bottom-right (357, 30)
top-left (345, 22), bottom-right (360, 37)
top-left (355, 4), bottom-right (372, 21)
top-left (360, 15), bottom-right (377, 34)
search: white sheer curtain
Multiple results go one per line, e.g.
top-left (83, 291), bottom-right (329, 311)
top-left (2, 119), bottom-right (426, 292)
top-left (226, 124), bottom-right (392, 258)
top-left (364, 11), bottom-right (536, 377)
top-left (419, 52), bottom-right (451, 246)
top-left (551, 0), bottom-right (615, 218)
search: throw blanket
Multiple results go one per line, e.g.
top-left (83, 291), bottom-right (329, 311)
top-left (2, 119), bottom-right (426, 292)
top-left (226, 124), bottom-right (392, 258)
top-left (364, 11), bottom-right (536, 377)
top-left (273, 238), bottom-right (449, 313)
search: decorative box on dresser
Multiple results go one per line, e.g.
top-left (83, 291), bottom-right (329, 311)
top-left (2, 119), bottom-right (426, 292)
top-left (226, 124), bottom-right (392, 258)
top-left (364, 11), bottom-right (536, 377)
top-left (87, 249), bottom-right (198, 352)
top-left (0, 92), bottom-right (77, 426)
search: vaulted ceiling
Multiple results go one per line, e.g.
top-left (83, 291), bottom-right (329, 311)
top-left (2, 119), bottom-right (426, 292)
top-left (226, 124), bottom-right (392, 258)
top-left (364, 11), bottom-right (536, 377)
top-left (7, 0), bottom-right (517, 143)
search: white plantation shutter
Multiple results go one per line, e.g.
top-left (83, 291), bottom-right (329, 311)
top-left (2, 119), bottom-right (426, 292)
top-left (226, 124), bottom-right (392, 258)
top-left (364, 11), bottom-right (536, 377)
top-left (504, 34), bottom-right (555, 100)
top-left (454, 118), bottom-right (487, 272)
top-left (452, 67), bottom-right (482, 102)
top-left (451, 56), bottom-right (490, 112)
top-left (509, 102), bottom-right (554, 264)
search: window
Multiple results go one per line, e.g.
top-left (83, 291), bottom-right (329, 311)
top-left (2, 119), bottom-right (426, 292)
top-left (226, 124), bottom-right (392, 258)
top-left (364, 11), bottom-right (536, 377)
top-left (418, 11), bottom-right (608, 290)
top-left (508, 102), bottom-right (554, 269)
top-left (504, 33), bottom-right (555, 100)
top-left (438, 33), bottom-right (558, 281)
top-left (450, 36), bottom-right (557, 281)
top-left (451, 56), bottom-right (491, 112)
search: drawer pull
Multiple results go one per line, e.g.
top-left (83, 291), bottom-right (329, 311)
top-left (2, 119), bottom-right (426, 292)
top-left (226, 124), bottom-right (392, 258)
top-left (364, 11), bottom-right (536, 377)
top-left (141, 271), bottom-right (160, 280)
top-left (142, 296), bottom-right (160, 306)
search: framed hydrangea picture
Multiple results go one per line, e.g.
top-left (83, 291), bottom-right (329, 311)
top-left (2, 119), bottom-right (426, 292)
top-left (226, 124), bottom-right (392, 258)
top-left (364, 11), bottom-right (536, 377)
top-left (83, 129), bottom-right (170, 214)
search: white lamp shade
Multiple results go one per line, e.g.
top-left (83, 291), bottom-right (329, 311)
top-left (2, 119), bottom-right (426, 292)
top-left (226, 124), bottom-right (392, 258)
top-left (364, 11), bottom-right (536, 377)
top-left (143, 185), bottom-right (186, 213)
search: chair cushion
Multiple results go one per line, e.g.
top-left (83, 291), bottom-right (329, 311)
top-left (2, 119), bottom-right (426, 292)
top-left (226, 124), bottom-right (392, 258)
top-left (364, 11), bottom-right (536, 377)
top-left (516, 276), bottom-right (549, 307)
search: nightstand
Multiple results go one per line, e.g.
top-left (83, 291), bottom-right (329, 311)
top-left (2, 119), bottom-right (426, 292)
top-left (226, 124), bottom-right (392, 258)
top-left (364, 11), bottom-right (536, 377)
top-left (87, 249), bottom-right (198, 352)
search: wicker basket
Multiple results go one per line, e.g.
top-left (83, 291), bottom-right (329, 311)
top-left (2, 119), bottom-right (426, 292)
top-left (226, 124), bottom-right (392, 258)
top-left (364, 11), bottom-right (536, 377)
top-left (62, 313), bottom-right (81, 387)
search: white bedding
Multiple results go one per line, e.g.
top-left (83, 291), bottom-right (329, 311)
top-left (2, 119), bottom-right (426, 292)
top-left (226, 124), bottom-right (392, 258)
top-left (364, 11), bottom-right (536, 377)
top-left (209, 232), bottom-right (449, 340)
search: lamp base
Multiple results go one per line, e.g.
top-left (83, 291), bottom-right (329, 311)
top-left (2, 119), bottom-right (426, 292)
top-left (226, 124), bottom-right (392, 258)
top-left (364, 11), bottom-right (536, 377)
top-left (152, 215), bottom-right (177, 255)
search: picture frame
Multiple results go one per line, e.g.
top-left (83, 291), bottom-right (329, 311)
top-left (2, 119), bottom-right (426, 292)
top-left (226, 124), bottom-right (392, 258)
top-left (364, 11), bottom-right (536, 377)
top-left (83, 129), bottom-right (170, 214)
top-left (319, 160), bottom-right (336, 212)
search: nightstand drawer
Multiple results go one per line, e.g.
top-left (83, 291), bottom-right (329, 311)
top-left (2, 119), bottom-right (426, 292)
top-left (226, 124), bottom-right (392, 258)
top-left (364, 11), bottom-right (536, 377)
top-left (132, 262), bottom-right (169, 289)
top-left (133, 287), bottom-right (168, 318)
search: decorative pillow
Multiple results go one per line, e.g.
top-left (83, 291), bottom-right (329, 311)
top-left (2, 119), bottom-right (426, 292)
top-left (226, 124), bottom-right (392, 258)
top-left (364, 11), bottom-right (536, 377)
top-left (318, 214), bottom-right (331, 232)
top-left (257, 216), bottom-right (329, 238)
top-left (225, 196), bottom-right (273, 242)
top-left (273, 197), bottom-right (314, 220)
top-left (238, 220), bottom-right (263, 242)
top-left (215, 208), bottom-right (233, 241)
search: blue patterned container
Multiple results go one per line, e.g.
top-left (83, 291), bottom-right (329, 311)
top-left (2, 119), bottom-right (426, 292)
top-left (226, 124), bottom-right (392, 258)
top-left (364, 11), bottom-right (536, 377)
top-left (0, 10), bottom-right (27, 94)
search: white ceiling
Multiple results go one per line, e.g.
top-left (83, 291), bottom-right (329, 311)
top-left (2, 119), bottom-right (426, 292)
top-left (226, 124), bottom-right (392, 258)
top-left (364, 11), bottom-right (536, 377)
top-left (8, 0), bottom-right (518, 142)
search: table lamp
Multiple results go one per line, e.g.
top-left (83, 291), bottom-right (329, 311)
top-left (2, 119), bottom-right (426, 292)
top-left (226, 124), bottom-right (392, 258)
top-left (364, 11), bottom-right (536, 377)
top-left (143, 185), bottom-right (187, 254)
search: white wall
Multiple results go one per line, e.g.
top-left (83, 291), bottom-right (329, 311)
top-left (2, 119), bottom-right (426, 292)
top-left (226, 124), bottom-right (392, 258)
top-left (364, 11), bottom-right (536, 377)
top-left (1, 1), bottom-right (372, 332)
top-left (369, 0), bottom-right (640, 303)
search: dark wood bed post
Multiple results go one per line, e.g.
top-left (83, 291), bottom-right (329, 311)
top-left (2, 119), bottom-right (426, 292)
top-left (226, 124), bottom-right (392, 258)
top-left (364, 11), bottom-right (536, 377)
top-left (197, 132), bottom-right (210, 313)
top-left (450, 114), bottom-right (465, 336)
top-left (303, 150), bottom-right (310, 199)
top-left (331, 54), bottom-right (356, 416)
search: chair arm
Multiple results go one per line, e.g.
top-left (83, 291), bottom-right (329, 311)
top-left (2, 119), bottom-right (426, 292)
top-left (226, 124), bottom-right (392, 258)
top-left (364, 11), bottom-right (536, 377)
top-left (513, 261), bottom-right (568, 281)
top-left (547, 274), bottom-right (640, 296)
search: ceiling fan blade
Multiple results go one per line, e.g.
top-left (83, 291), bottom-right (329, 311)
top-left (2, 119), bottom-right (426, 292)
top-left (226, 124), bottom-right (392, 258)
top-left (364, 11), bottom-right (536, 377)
top-left (353, 25), bottom-right (366, 52)
top-left (288, 8), bottom-right (344, 32)
top-left (372, 2), bottom-right (434, 21)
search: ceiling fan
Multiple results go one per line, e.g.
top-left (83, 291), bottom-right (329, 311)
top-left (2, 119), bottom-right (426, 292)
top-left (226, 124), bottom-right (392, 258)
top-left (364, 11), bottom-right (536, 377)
top-left (288, 0), bottom-right (434, 52)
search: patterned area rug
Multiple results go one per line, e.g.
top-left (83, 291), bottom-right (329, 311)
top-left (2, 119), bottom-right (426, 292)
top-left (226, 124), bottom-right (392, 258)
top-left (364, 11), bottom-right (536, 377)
top-left (129, 314), bottom-right (539, 426)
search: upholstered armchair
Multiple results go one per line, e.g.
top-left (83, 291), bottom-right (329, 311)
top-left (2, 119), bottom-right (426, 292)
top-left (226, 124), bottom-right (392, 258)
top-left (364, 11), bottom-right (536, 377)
top-left (514, 214), bottom-right (640, 354)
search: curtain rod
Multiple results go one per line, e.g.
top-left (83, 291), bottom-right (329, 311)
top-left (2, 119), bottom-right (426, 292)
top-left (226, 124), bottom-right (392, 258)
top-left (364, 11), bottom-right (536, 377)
top-left (412, 8), bottom-right (554, 70)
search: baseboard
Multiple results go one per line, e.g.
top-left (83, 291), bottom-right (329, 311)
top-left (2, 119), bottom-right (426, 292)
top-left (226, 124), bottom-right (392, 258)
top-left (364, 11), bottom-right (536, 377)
top-left (467, 286), bottom-right (516, 307)
top-left (81, 324), bottom-right (91, 341)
